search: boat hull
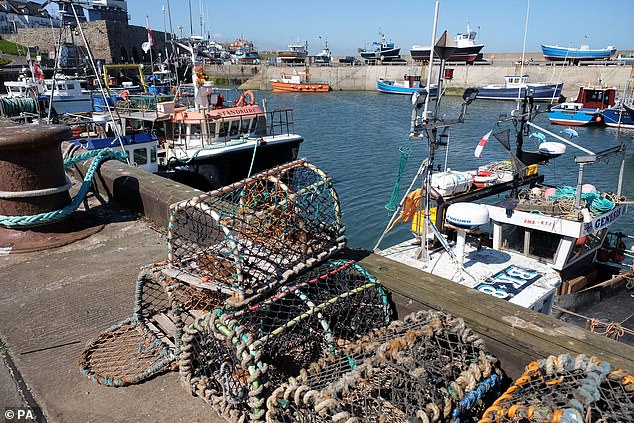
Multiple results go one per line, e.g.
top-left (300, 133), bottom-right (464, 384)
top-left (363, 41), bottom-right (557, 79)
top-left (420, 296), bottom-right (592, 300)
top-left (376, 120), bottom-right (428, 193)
top-left (475, 84), bottom-right (563, 101)
top-left (547, 108), bottom-right (600, 126)
top-left (624, 104), bottom-right (634, 122)
top-left (541, 44), bottom-right (616, 61)
top-left (376, 79), bottom-right (437, 96)
top-left (49, 97), bottom-right (93, 114)
top-left (271, 81), bottom-right (331, 93)
top-left (411, 44), bottom-right (484, 62)
top-left (171, 137), bottom-right (303, 190)
top-left (602, 107), bottom-right (634, 129)
top-left (360, 48), bottom-right (401, 60)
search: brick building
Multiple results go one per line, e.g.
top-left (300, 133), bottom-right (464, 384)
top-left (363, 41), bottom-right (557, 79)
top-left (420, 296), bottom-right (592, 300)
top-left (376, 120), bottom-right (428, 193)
top-left (4, 20), bottom-right (167, 64)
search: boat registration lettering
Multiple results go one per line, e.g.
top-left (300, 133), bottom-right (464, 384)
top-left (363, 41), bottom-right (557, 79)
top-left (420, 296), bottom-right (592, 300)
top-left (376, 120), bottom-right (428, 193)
top-left (475, 265), bottom-right (542, 300)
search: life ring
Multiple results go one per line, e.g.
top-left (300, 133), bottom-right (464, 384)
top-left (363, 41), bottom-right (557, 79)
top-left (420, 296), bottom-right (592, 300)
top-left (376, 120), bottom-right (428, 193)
top-left (233, 90), bottom-right (255, 107)
top-left (120, 90), bottom-right (130, 101)
top-left (473, 170), bottom-right (498, 187)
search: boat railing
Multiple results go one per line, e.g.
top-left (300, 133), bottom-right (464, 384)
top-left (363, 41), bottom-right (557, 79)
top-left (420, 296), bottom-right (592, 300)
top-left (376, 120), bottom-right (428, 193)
top-left (267, 108), bottom-right (295, 138)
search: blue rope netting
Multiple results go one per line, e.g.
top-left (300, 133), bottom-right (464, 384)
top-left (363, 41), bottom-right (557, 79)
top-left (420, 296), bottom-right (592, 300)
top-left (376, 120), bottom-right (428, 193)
top-left (546, 186), bottom-right (615, 215)
top-left (385, 141), bottom-right (413, 212)
top-left (0, 148), bottom-right (128, 228)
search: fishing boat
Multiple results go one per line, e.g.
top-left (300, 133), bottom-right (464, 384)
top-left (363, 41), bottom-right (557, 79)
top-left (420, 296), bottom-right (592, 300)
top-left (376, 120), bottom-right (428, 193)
top-left (411, 24), bottom-right (484, 64)
top-left (108, 40), bottom-right (303, 189)
top-left (602, 106), bottom-right (634, 129)
top-left (541, 43), bottom-right (617, 62)
top-left (314, 42), bottom-right (332, 65)
top-left (475, 75), bottom-right (563, 101)
top-left (360, 32), bottom-right (401, 61)
top-left (547, 86), bottom-right (616, 126)
top-left (277, 41), bottom-right (308, 65)
top-left (270, 72), bottom-right (331, 93)
top-left (233, 46), bottom-right (260, 64)
top-left (376, 74), bottom-right (437, 96)
top-left (375, 15), bottom-right (630, 318)
top-left (2, 70), bottom-right (94, 116)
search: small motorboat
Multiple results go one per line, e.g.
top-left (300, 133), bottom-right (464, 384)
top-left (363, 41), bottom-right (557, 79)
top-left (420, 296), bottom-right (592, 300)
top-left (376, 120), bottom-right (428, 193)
top-left (271, 72), bottom-right (331, 93)
top-left (547, 86), bottom-right (616, 126)
top-left (475, 75), bottom-right (563, 101)
top-left (541, 43), bottom-right (617, 62)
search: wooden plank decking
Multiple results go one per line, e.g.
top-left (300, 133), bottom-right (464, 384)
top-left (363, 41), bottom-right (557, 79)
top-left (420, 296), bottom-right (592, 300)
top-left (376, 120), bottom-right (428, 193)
top-left (342, 249), bottom-right (634, 379)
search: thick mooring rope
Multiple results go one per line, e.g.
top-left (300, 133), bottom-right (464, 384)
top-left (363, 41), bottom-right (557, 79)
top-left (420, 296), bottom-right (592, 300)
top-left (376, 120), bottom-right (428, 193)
top-left (0, 97), bottom-right (38, 117)
top-left (0, 148), bottom-right (128, 227)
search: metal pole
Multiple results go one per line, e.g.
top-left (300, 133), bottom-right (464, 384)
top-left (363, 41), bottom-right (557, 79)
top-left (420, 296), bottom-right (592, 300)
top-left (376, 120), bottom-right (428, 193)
top-left (617, 152), bottom-right (626, 197)
top-left (421, 0), bottom-right (440, 123)
top-left (188, 0), bottom-right (193, 37)
top-left (575, 163), bottom-right (584, 211)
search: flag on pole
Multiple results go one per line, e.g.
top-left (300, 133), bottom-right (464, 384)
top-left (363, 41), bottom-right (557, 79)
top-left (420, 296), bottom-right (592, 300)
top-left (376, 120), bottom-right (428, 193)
top-left (474, 130), bottom-right (492, 158)
top-left (142, 16), bottom-right (154, 53)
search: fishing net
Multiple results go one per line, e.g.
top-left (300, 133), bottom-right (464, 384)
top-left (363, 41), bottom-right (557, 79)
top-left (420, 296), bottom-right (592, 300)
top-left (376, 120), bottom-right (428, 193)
top-left (267, 310), bottom-right (503, 423)
top-left (167, 159), bottom-right (345, 304)
top-left (179, 259), bottom-right (393, 422)
top-left (480, 353), bottom-right (633, 423)
top-left (79, 263), bottom-right (226, 387)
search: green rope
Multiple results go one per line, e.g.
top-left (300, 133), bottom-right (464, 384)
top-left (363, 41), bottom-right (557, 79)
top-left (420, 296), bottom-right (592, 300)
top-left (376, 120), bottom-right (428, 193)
top-left (385, 141), bottom-right (413, 212)
top-left (0, 97), bottom-right (38, 117)
top-left (0, 148), bottom-right (128, 228)
top-left (546, 186), bottom-right (615, 215)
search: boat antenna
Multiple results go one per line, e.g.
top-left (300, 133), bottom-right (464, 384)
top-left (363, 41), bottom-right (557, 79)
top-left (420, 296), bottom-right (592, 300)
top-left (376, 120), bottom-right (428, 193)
top-left (421, 0), bottom-right (440, 123)
top-left (517, 0), bottom-right (531, 104)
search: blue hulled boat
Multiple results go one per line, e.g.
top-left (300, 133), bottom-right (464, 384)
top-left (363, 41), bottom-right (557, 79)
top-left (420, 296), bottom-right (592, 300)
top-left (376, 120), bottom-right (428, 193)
top-left (377, 75), bottom-right (437, 95)
top-left (541, 44), bottom-right (616, 62)
top-left (602, 106), bottom-right (634, 129)
top-left (547, 86), bottom-right (616, 126)
top-left (475, 75), bottom-right (563, 101)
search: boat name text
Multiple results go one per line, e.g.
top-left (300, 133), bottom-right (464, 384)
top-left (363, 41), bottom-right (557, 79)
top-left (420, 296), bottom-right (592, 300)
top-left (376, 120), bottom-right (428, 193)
top-left (476, 265), bottom-right (542, 300)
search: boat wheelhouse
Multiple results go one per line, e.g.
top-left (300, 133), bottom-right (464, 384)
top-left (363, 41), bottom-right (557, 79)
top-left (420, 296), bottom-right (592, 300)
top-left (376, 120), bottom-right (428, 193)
top-left (475, 75), bottom-right (563, 101)
top-left (277, 41), bottom-right (308, 65)
top-left (547, 86), bottom-right (616, 126)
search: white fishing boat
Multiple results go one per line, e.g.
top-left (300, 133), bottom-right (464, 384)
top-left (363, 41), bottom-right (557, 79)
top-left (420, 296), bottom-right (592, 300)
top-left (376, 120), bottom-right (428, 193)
top-left (2, 69), bottom-right (94, 116)
top-left (375, 5), bottom-right (630, 318)
top-left (110, 38), bottom-right (303, 189)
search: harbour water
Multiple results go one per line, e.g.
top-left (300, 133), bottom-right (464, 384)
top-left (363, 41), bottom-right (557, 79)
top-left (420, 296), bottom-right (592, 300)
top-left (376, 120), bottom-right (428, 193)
top-left (261, 91), bottom-right (634, 249)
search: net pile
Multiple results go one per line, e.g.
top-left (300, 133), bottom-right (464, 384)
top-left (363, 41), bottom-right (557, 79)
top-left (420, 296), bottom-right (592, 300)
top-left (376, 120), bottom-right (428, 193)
top-left (178, 259), bottom-right (393, 422)
top-left (480, 354), bottom-right (633, 422)
top-left (267, 310), bottom-right (503, 423)
top-left (167, 159), bottom-right (345, 304)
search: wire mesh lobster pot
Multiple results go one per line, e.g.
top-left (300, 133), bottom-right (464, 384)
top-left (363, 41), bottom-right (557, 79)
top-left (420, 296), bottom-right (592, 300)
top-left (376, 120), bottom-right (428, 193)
top-left (480, 353), bottom-right (633, 423)
top-left (166, 159), bottom-right (346, 304)
top-left (266, 310), bottom-right (503, 423)
top-left (179, 260), bottom-right (393, 422)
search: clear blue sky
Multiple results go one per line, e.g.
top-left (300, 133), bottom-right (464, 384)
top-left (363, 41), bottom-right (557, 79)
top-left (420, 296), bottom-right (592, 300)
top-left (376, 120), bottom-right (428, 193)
top-left (126, 0), bottom-right (631, 56)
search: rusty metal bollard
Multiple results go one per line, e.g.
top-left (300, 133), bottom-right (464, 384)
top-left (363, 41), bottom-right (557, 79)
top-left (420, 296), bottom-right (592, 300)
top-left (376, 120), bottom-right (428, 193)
top-left (0, 125), bottom-right (103, 253)
top-left (0, 125), bottom-right (72, 217)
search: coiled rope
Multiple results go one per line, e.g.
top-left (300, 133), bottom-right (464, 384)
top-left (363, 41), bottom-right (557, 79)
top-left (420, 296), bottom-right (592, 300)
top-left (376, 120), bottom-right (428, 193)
top-left (0, 97), bottom-right (38, 117)
top-left (0, 148), bottom-right (128, 228)
top-left (385, 141), bottom-right (413, 212)
top-left (547, 186), bottom-right (616, 215)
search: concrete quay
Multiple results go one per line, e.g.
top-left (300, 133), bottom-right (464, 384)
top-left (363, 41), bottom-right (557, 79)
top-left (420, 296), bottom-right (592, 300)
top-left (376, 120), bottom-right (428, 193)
top-left (205, 62), bottom-right (634, 98)
top-left (1, 156), bottom-right (633, 422)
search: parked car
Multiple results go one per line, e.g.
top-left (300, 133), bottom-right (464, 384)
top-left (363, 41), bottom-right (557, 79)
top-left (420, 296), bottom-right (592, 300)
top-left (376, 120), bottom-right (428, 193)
top-left (338, 56), bottom-right (362, 65)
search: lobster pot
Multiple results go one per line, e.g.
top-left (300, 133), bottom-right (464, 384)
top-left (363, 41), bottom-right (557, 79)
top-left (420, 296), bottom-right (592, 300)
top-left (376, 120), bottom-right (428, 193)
top-left (267, 310), bottom-right (503, 423)
top-left (480, 354), bottom-right (633, 422)
top-left (178, 260), bottom-right (393, 422)
top-left (167, 159), bottom-right (346, 303)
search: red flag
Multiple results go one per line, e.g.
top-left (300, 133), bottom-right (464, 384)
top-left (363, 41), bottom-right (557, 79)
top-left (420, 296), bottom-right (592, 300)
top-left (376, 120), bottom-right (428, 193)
top-left (474, 130), bottom-right (492, 158)
top-left (146, 16), bottom-right (153, 46)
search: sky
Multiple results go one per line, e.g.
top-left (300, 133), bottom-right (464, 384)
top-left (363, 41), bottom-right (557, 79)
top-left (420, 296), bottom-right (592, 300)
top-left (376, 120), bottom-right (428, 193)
top-left (126, 0), bottom-right (629, 55)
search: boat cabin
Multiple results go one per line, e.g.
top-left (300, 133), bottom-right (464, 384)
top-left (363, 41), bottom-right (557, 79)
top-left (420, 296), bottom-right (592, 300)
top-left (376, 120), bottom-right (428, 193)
top-left (485, 201), bottom-right (627, 273)
top-left (504, 75), bottom-right (529, 87)
top-left (559, 102), bottom-right (584, 111)
top-left (575, 86), bottom-right (616, 109)
top-left (279, 73), bottom-right (309, 84)
top-left (69, 119), bottom-right (159, 173)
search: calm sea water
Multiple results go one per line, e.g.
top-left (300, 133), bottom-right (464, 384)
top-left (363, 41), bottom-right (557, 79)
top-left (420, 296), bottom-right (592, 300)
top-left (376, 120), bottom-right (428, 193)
top-left (259, 91), bottom-right (634, 250)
